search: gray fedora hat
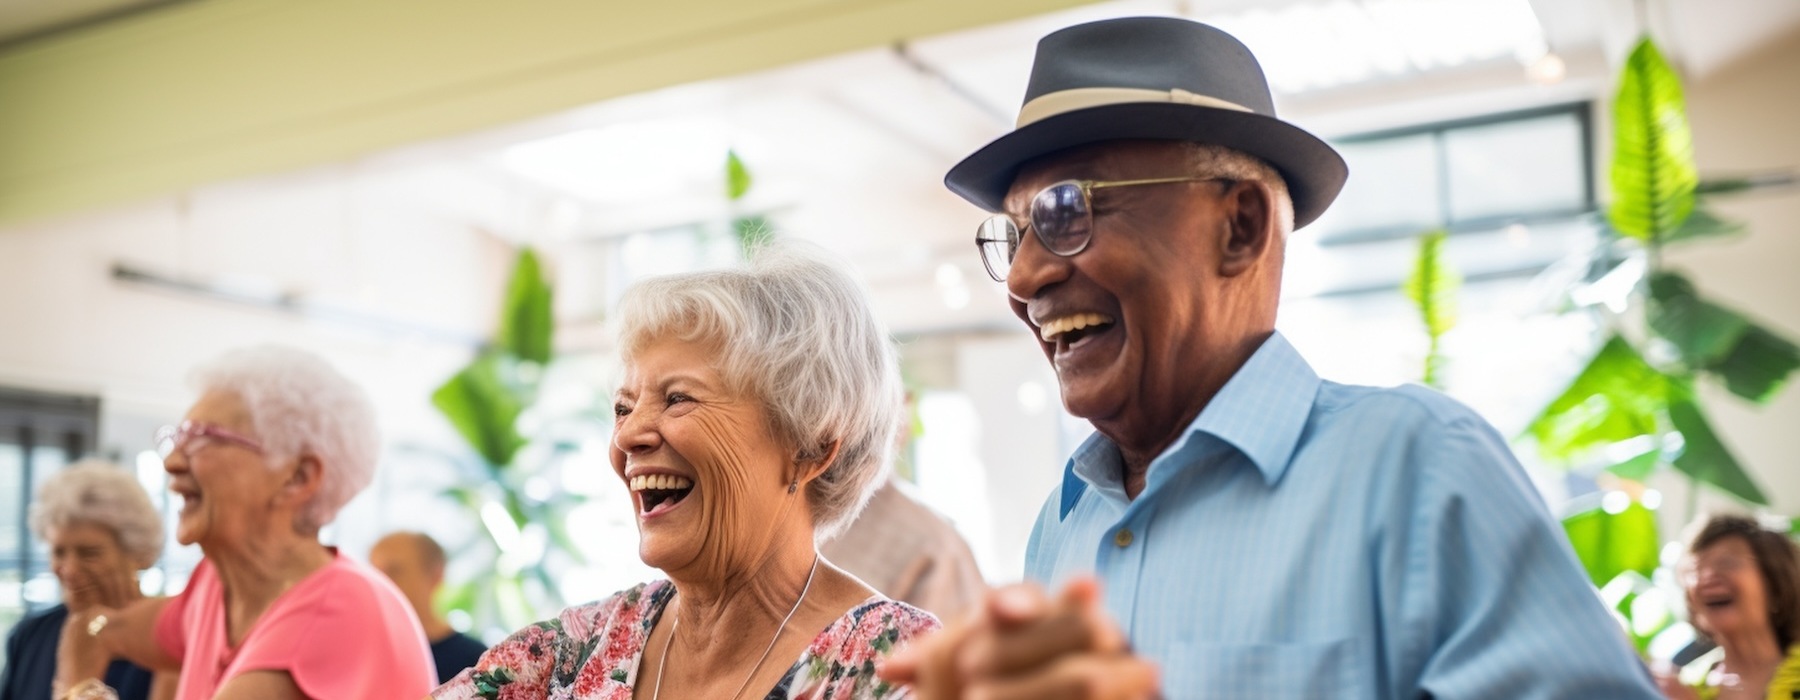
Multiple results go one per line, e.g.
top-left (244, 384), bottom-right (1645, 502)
top-left (944, 16), bottom-right (1348, 228)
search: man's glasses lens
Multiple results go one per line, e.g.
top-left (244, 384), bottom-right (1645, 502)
top-left (976, 217), bottom-right (1020, 282)
top-left (974, 181), bottom-right (1094, 282)
top-left (1031, 182), bottom-right (1092, 255)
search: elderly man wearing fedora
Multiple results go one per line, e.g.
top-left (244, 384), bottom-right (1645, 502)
top-left (881, 16), bottom-right (1659, 699)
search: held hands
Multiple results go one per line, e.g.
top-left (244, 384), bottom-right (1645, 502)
top-left (879, 576), bottom-right (1160, 700)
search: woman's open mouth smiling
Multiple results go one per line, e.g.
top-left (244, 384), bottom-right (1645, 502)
top-left (630, 474), bottom-right (695, 517)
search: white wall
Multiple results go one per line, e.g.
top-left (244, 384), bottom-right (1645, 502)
top-left (0, 164), bottom-right (510, 559)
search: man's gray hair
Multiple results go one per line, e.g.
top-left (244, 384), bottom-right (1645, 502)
top-left (614, 241), bottom-right (903, 541)
top-left (1185, 143), bottom-right (1296, 235)
top-left (190, 345), bottom-right (381, 533)
top-left (29, 460), bottom-right (165, 569)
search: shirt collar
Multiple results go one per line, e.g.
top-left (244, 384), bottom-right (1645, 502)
top-left (1060, 331), bottom-right (1321, 519)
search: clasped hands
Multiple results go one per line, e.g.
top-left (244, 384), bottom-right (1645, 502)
top-left (879, 576), bottom-right (1160, 700)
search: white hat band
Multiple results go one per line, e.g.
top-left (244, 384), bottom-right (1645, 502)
top-left (1016, 87), bottom-right (1254, 128)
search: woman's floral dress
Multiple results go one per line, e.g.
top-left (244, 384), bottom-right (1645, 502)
top-left (432, 580), bottom-right (940, 700)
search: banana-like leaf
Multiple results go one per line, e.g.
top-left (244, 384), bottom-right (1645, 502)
top-left (497, 248), bottom-right (554, 365)
top-left (432, 353), bottom-right (528, 467)
top-left (1649, 271), bottom-right (1750, 367)
top-left (1667, 387), bottom-right (1768, 504)
top-left (1664, 206), bottom-right (1746, 244)
top-left (1563, 500), bottom-right (1661, 587)
top-left (1604, 445), bottom-right (1662, 481)
top-left (726, 149), bottom-right (753, 201)
top-left (1649, 272), bottom-right (1800, 402)
top-left (1403, 230), bottom-right (1461, 388)
top-left (1609, 38), bottom-right (1697, 243)
top-left (1526, 335), bottom-right (1668, 462)
top-left (1711, 323), bottom-right (1800, 403)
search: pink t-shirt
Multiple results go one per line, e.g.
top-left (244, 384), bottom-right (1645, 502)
top-left (154, 552), bottom-right (434, 700)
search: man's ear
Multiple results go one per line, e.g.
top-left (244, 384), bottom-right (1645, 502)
top-left (1218, 180), bottom-right (1277, 278)
top-left (794, 440), bottom-right (844, 488)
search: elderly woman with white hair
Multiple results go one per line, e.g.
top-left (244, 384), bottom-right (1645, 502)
top-left (1, 461), bottom-right (172, 700)
top-left (433, 243), bottom-right (940, 700)
top-left (56, 346), bottom-right (434, 700)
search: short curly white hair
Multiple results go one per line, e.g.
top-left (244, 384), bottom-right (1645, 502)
top-left (28, 460), bottom-right (164, 569)
top-left (190, 345), bottom-right (381, 533)
top-left (614, 242), bottom-right (903, 541)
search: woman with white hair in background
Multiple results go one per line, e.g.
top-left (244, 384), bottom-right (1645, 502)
top-left (433, 243), bottom-right (940, 700)
top-left (1, 461), bottom-right (172, 700)
top-left (55, 346), bottom-right (435, 700)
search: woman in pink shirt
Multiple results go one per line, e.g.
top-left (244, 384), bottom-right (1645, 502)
top-left (54, 346), bottom-right (435, 700)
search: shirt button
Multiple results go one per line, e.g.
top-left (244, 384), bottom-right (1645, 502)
top-left (1114, 528), bottom-right (1134, 548)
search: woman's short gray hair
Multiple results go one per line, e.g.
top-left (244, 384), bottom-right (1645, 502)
top-left (28, 460), bottom-right (164, 569)
top-left (1184, 142), bottom-right (1296, 235)
top-left (614, 242), bottom-right (903, 540)
top-left (190, 346), bottom-right (381, 533)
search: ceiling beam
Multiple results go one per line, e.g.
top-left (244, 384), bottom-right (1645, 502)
top-left (0, 0), bottom-right (1094, 226)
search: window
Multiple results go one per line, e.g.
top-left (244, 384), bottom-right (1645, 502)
top-left (1310, 102), bottom-right (1594, 246)
top-left (0, 387), bottom-right (99, 639)
top-left (1278, 103), bottom-right (1603, 512)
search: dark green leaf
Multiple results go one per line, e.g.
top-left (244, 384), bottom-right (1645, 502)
top-left (1668, 388), bottom-right (1768, 504)
top-left (1526, 335), bottom-right (1669, 462)
top-left (1403, 229), bottom-right (1461, 388)
top-left (1710, 322), bottom-right (1800, 403)
top-left (431, 353), bottom-right (527, 467)
top-left (1696, 177), bottom-right (1755, 196)
top-left (1648, 272), bottom-right (1800, 401)
top-left (1604, 445), bottom-right (1662, 481)
top-left (1664, 206), bottom-right (1747, 244)
top-left (1608, 38), bottom-right (1698, 243)
top-left (1563, 500), bottom-right (1661, 587)
top-left (497, 248), bottom-right (554, 365)
top-left (726, 149), bottom-right (753, 201)
top-left (1648, 271), bottom-right (1751, 367)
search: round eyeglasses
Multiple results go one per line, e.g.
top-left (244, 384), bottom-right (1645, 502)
top-left (974, 176), bottom-right (1231, 282)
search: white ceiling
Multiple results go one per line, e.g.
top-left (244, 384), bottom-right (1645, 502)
top-left (100, 0), bottom-right (1800, 341)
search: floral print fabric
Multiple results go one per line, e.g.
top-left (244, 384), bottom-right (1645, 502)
top-left (432, 579), bottom-right (939, 700)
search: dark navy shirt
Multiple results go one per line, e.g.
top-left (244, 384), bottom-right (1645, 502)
top-left (429, 630), bottom-right (487, 685)
top-left (1, 604), bottom-right (154, 700)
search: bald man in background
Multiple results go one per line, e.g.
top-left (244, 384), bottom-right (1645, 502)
top-left (369, 532), bottom-right (487, 684)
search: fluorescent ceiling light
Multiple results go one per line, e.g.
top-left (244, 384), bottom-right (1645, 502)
top-left (1200, 0), bottom-right (1549, 93)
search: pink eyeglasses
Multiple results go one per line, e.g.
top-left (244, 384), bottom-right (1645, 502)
top-left (153, 420), bottom-right (264, 459)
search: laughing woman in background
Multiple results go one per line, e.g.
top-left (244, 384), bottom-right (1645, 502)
top-left (1, 461), bottom-right (172, 700)
top-left (1659, 515), bottom-right (1800, 699)
top-left (54, 346), bottom-right (435, 700)
top-left (433, 243), bottom-right (938, 700)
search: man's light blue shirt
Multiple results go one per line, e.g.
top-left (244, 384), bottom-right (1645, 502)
top-left (1024, 332), bottom-right (1658, 698)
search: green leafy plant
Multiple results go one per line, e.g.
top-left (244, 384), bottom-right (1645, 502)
top-left (1527, 38), bottom-right (1799, 507)
top-left (1526, 36), bottom-right (1798, 660)
top-left (431, 248), bottom-right (588, 635)
top-left (1404, 229), bottom-right (1461, 389)
top-left (727, 149), bottom-right (776, 254)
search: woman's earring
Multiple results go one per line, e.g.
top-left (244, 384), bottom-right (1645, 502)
top-left (787, 480), bottom-right (798, 494)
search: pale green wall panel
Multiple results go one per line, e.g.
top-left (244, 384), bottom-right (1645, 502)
top-left (0, 0), bottom-right (1090, 224)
